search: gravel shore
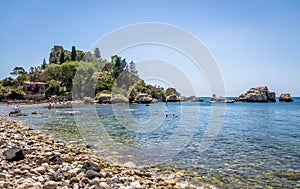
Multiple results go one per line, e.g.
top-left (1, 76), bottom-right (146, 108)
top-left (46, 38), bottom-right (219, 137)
top-left (0, 117), bottom-right (204, 189)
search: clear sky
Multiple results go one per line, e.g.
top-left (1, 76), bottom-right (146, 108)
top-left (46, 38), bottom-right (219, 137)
top-left (0, 0), bottom-right (299, 96)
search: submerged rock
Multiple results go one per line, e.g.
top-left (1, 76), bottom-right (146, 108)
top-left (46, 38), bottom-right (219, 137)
top-left (31, 111), bottom-right (42, 115)
top-left (3, 147), bottom-right (25, 161)
top-left (235, 86), bottom-right (276, 102)
top-left (279, 93), bottom-right (294, 102)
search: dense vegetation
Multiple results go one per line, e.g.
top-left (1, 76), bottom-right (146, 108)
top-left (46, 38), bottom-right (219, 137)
top-left (0, 45), bottom-right (170, 102)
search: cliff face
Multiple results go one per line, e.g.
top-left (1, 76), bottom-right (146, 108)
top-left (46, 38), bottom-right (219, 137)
top-left (235, 86), bottom-right (276, 102)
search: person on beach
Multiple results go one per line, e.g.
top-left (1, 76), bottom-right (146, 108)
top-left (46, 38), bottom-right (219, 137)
top-left (13, 105), bottom-right (20, 113)
top-left (7, 100), bottom-right (12, 106)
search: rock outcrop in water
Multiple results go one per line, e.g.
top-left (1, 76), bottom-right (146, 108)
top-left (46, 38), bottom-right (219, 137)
top-left (95, 93), bottom-right (112, 104)
top-left (189, 96), bottom-right (204, 102)
top-left (235, 86), bottom-right (276, 102)
top-left (166, 88), bottom-right (183, 102)
top-left (279, 93), bottom-right (294, 102)
top-left (110, 94), bottom-right (129, 104)
top-left (134, 93), bottom-right (153, 104)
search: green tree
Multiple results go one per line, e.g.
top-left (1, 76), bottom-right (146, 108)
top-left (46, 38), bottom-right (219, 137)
top-left (111, 55), bottom-right (127, 79)
top-left (44, 64), bottom-right (62, 81)
top-left (95, 72), bottom-right (115, 93)
top-left (94, 48), bottom-right (101, 59)
top-left (2, 77), bottom-right (14, 86)
top-left (59, 50), bottom-right (65, 64)
top-left (41, 58), bottom-right (47, 69)
top-left (75, 50), bottom-right (84, 61)
top-left (49, 45), bottom-right (64, 64)
top-left (10, 66), bottom-right (27, 76)
top-left (45, 80), bottom-right (61, 98)
top-left (29, 66), bottom-right (44, 82)
top-left (71, 46), bottom-right (76, 61)
top-left (60, 61), bottom-right (79, 91)
top-left (72, 62), bottom-right (96, 99)
top-left (129, 61), bottom-right (138, 75)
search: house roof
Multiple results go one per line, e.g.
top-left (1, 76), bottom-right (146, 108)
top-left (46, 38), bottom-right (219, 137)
top-left (24, 81), bottom-right (46, 85)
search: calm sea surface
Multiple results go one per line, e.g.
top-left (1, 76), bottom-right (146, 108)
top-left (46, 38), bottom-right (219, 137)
top-left (1, 98), bottom-right (299, 188)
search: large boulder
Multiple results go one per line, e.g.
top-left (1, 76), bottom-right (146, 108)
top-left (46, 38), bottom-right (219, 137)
top-left (96, 93), bottom-right (112, 104)
top-left (82, 161), bottom-right (100, 173)
top-left (279, 93), bottom-right (294, 102)
top-left (111, 94), bottom-right (129, 104)
top-left (128, 88), bottom-right (139, 103)
top-left (3, 147), bottom-right (25, 161)
top-left (83, 96), bottom-right (94, 104)
top-left (235, 86), bottom-right (276, 102)
top-left (153, 93), bottom-right (166, 102)
top-left (134, 93), bottom-right (153, 104)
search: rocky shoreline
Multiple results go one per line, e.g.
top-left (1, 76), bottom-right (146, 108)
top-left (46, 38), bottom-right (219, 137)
top-left (0, 117), bottom-right (206, 189)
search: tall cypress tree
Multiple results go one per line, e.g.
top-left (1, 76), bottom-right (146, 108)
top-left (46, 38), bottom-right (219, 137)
top-left (42, 58), bottom-right (47, 69)
top-left (60, 50), bottom-right (65, 64)
top-left (71, 46), bottom-right (76, 61)
top-left (94, 48), bottom-right (101, 59)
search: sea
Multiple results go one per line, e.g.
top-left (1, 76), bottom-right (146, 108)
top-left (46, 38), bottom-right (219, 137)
top-left (1, 98), bottom-right (299, 188)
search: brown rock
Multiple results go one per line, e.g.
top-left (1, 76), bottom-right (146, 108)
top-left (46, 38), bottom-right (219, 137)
top-left (235, 86), bottom-right (276, 102)
top-left (279, 93), bottom-right (294, 102)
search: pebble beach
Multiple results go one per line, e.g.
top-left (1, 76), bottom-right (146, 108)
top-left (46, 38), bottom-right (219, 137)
top-left (0, 117), bottom-right (206, 189)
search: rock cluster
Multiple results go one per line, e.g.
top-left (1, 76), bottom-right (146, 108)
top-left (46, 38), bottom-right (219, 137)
top-left (279, 93), bottom-right (294, 102)
top-left (134, 93), bottom-right (153, 104)
top-left (111, 94), bottom-right (129, 104)
top-left (166, 88), bottom-right (184, 102)
top-left (0, 118), bottom-right (200, 189)
top-left (188, 96), bottom-right (204, 102)
top-left (96, 93), bottom-right (112, 104)
top-left (235, 86), bottom-right (276, 102)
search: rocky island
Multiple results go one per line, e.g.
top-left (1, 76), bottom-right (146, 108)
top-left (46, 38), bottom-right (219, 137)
top-left (235, 86), bottom-right (276, 102)
top-left (279, 93), bottom-right (294, 102)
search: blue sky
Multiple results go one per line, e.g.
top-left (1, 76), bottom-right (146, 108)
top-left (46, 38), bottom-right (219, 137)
top-left (0, 0), bottom-right (299, 96)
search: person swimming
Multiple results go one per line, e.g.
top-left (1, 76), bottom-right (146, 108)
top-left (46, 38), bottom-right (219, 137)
top-left (13, 105), bottom-right (20, 113)
top-left (48, 103), bottom-right (52, 110)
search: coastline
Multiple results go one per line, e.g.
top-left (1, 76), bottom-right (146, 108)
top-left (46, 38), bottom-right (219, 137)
top-left (0, 117), bottom-right (206, 189)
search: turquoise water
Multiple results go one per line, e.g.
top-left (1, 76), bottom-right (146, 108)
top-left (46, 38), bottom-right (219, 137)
top-left (1, 99), bottom-right (299, 188)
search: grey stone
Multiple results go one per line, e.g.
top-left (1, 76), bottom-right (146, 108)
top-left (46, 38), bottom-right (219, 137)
top-left (85, 170), bottom-right (102, 180)
top-left (82, 161), bottom-right (100, 173)
top-left (3, 147), bottom-right (25, 161)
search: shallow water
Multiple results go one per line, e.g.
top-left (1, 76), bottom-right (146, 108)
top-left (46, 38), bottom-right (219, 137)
top-left (1, 99), bottom-right (299, 188)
